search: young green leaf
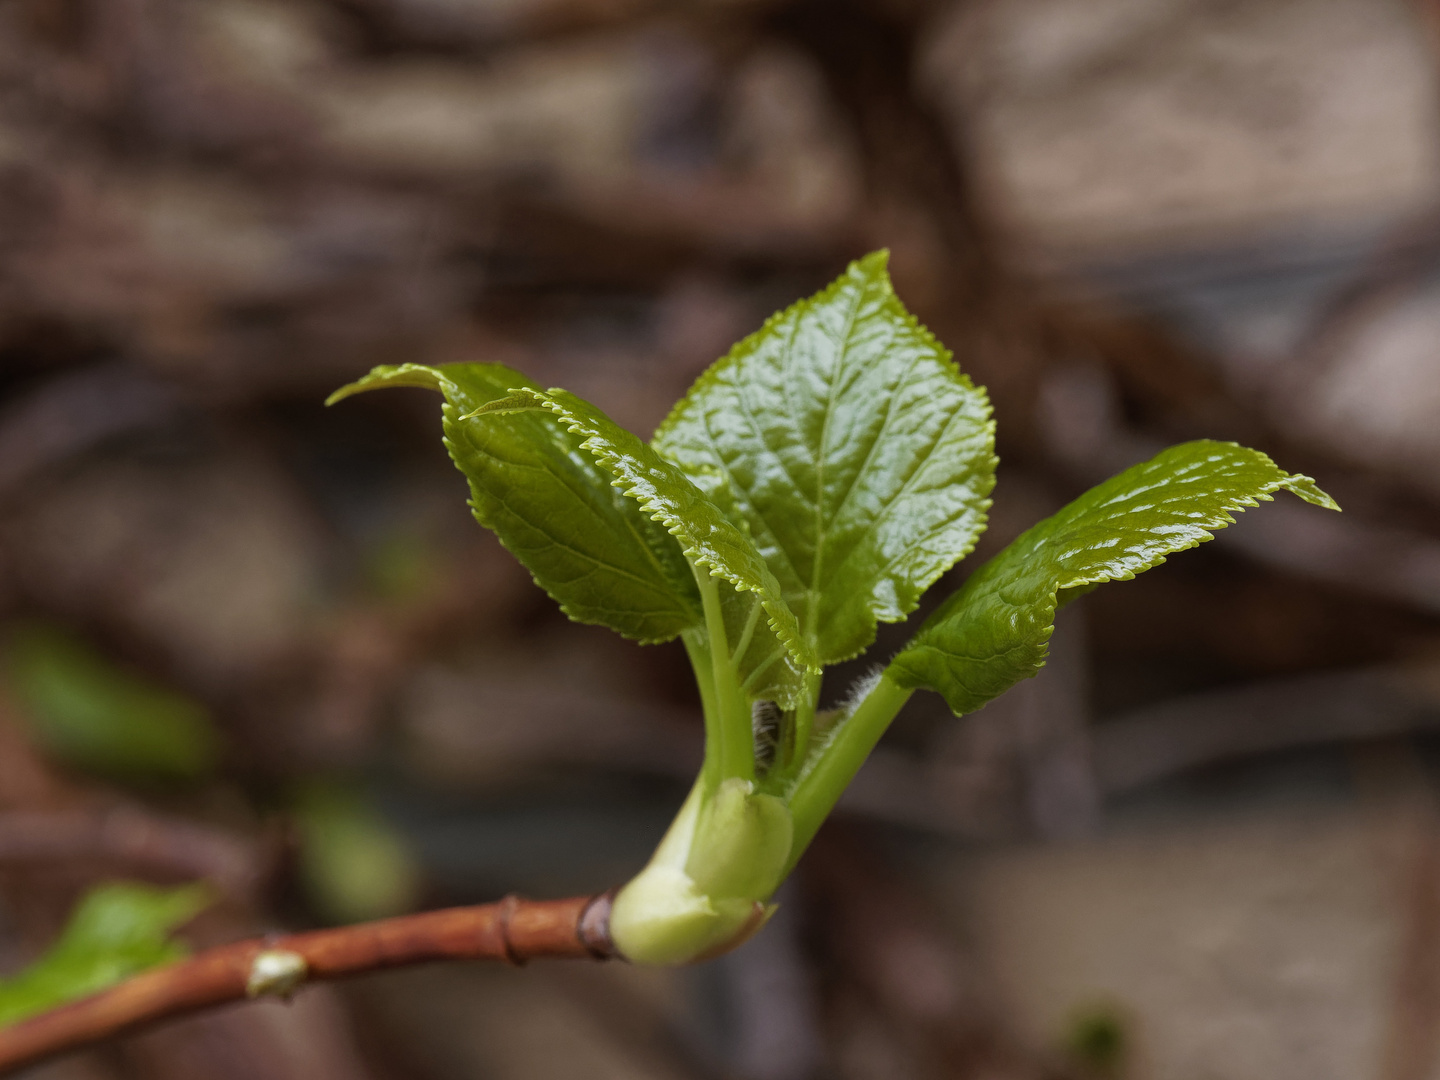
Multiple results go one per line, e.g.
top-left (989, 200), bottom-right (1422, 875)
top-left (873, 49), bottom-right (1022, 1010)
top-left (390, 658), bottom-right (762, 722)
top-left (469, 388), bottom-right (819, 705)
top-left (654, 251), bottom-right (996, 664)
top-left (329, 364), bottom-right (701, 644)
top-left (0, 882), bottom-right (210, 1027)
top-left (888, 441), bottom-right (1339, 715)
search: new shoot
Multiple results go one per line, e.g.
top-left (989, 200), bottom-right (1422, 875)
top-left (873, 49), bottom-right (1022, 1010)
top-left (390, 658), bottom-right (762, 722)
top-left (329, 252), bottom-right (1338, 964)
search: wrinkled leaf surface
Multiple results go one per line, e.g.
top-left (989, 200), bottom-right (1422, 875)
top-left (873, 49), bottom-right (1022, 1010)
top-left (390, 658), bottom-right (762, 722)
top-left (471, 389), bottom-right (818, 704)
top-left (654, 251), bottom-right (996, 663)
top-left (330, 364), bottom-right (700, 644)
top-left (889, 441), bottom-right (1339, 715)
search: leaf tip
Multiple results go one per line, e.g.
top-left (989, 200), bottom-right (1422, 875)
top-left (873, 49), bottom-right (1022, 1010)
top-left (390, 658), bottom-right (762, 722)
top-left (460, 392), bottom-right (543, 421)
top-left (1281, 473), bottom-right (1341, 512)
top-left (854, 248), bottom-right (891, 274)
top-left (326, 363), bottom-right (447, 406)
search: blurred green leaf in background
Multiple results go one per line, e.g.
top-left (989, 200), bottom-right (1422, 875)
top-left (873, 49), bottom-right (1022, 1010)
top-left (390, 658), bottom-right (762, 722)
top-left (0, 882), bottom-right (211, 1028)
top-left (4, 622), bottom-right (219, 782)
top-left (295, 782), bottom-right (421, 925)
top-left (1065, 1001), bottom-right (1130, 1079)
top-left (361, 531), bottom-right (441, 604)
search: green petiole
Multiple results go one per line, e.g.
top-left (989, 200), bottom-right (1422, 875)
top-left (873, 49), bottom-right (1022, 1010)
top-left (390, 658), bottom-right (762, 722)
top-left (783, 672), bottom-right (913, 873)
top-left (694, 567), bottom-right (755, 785)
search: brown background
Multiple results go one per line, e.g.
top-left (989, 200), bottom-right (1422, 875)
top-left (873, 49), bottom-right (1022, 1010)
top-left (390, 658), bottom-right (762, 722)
top-left (3, 0), bottom-right (1440, 1077)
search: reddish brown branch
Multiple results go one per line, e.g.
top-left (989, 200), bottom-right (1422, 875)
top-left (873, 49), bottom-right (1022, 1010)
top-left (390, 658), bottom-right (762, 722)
top-left (0, 892), bottom-right (616, 1075)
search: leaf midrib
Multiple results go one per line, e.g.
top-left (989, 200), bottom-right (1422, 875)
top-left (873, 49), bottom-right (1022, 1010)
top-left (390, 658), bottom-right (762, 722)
top-left (823, 399), bottom-right (988, 608)
top-left (461, 428), bottom-right (697, 609)
top-left (700, 376), bottom-right (810, 593)
top-left (807, 274), bottom-right (868, 640)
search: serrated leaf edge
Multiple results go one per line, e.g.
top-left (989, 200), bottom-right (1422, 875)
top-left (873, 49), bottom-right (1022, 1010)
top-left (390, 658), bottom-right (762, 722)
top-left (332, 364), bottom-right (701, 646)
top-left (326, 362), bottom-right (452, 405)
top-left (892, 441), bottom-right (1340, 709)
top-left (468, 391), bottom-right (820, 676)
top-left (653, 249), bottom-right (1000, 662)
top-left (654, 252), bottom-right (896, 446)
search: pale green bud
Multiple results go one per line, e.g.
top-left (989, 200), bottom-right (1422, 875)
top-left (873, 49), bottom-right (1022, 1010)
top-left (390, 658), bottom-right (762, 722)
top-left (684, 778), bottom-right (792, 901)
top-left (609, 778), bottom-right (792, 965)
top-left (609, 864), bottom-right (764, 965)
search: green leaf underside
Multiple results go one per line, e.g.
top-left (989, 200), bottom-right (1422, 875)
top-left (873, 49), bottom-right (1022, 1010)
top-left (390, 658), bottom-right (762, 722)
top-left (888, 441), bottom-right (1340, 716)
top-left (0, 882), bottom-right (210, 1027)
top-left (471, 389), bottom-right (818, 705)
top-left (654, 251), bottom-right (997, 665)
top-left (697, 587), bottom-right (806, 710)
top-left (329, 364), bottom-right (700, 644)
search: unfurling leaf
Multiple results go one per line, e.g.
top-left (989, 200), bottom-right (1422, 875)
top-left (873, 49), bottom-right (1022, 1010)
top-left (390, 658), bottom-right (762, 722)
top-left (0, 882), bottom-right (211, 1027)
top-left (888, 441), bottom-right (1339, 716)
top-left (328, 364), bottom-right (701, 644)
top-left (469, 388), bottom-right (818, 705)
top-left (654, 251), bottom-right (996, 664)
top-left (331, 258), bottom-right (1342, 969)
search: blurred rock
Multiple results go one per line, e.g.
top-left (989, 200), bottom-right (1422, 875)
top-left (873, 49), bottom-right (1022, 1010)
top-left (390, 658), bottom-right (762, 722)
top-left (3, 444), bottom-right (326, 686)
top-left (937, 0), bottom-right (1440, 257)
top-left (353, 962), bottom-right (695, 1080)
top-left (1304, 280), bottom-right (1440, 496)
top-left (398, 626), bottom-right (699, 788)
top-left (941, 786), bottom-right (1399, 1080)
top-left (124, 983), bottom-right (380, 1080)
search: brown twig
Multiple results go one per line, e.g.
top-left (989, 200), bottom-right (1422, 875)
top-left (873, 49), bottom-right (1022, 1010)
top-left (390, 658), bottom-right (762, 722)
top-left (0, 892), bottom-right (617, 1075)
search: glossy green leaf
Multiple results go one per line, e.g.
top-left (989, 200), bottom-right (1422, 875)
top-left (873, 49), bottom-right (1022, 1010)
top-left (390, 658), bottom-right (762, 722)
top-left (5, 623), bottom-right (218, 782)
top-left (888, 441), bottom-right (1340, 715)
top-left (329, 364), bottom-right (700, 644)
top-left (653, 251), bottom-right (996, 664)
top-left (0, 882), bottom-right (210, 1027)
top-left (470, 389), bottom-right (819, 704)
